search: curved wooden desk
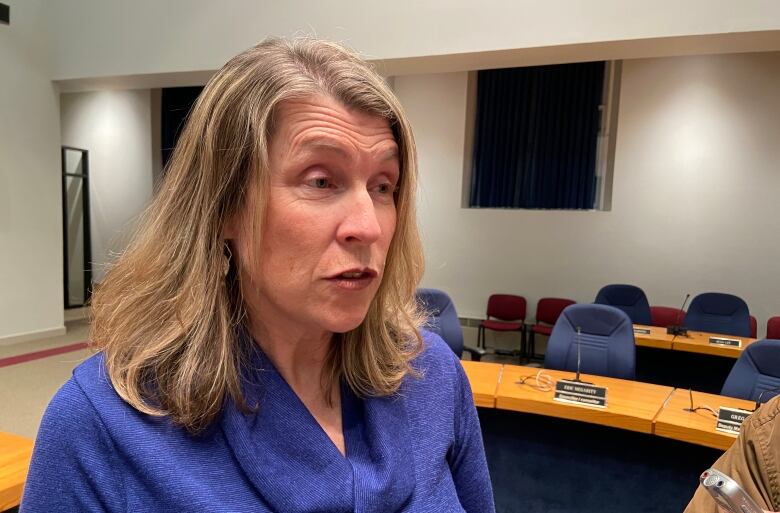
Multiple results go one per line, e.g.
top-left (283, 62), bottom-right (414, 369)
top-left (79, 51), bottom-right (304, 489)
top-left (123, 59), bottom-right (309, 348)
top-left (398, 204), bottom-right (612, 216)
top-left (461, 361), bottom-right (754, 451)
top-left (496, 366), bottom-right (673, 434)
top-left (460, 360), bottom-right (502, 408)
top-left (632, 325), bottom-right (674, 350)
top-left (633, 324), bottom-right (756, 358)
top-left (0, 432), bottom-right (33, 511)
top-left (654, 388), bottom-right (755, 451)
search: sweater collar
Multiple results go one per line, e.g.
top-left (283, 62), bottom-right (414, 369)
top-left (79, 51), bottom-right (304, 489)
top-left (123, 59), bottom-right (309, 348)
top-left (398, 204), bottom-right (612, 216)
top-left (220, 340), bottom-right (416, 512)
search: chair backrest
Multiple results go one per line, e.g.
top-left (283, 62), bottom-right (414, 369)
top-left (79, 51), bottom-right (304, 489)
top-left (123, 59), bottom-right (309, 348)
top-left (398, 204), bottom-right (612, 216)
top-left (750, 315), bottom-right (758, 339)
top-left (544, 304), bottom-right (636, 379)
top-left (767, 317), bottom-right (780, 340)
top-left (683, 292), bottom-right (750, 337)
top-left (721, 339), bottom-right (780, 402)
top-left (416, 288), bottom-right (463, 357)
top-left (594, 284), bottom-right (652, 325)
top-left (535, 297), bottom-right (576, 326)
top-left (486, 294), bottom-right (526, 322)
top-left (650, 305), bottom-right (686, 328)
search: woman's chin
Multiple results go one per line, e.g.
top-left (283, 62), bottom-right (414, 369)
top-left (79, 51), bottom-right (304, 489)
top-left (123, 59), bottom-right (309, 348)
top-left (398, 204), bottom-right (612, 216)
top-left (322, 310), bottom-right (370, 334)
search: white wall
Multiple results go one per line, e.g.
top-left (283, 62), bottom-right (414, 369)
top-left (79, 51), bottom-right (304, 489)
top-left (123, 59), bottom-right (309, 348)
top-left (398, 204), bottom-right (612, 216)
top-left (0, 0), bottom-right (65, 343)
top-left (395, 52), bottom-right (780, 337)
top-left (3, 1), bottom-right (779, 347)
top-left (46, 0), bottom-right (780, 82)
top-left (60, 91), bottom-right (155, 283)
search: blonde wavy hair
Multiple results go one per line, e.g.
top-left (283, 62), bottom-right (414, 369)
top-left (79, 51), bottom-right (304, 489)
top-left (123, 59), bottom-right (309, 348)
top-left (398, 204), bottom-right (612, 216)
top-left (90, 37), bottom-right (425, 434)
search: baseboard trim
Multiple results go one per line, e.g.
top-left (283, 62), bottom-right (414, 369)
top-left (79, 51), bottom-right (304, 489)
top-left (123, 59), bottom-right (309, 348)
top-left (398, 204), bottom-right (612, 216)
top-left (64, 307), bottom-right (89, 322)
top-left (459, 317), bottom-right (484, 328)
top-left (0, 326), bottom-right (67, 347)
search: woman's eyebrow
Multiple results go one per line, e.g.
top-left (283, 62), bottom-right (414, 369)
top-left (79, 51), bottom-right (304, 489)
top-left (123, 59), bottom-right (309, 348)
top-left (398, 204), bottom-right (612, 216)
top-left (295, 138), bottom-right (352, 161)
top-left (293, 137), bottom-right (399, 163)
top-left (378, 147), bottom-right (400, 163)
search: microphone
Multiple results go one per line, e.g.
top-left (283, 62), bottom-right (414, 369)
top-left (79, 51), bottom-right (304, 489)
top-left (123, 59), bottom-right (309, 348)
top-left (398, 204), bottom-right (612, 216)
top-left (571, 326), bottom-right (592, 384)
top-left (667, 293), bottom-right (691, 338)
top-left (684, 388), bottom-right (695, 412)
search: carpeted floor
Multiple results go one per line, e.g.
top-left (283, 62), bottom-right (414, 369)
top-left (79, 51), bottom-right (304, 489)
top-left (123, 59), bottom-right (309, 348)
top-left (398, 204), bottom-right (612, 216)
top-left (479, 407), bottom-right (721, 512)
top-left (0, 320), bottom-right (93, 439)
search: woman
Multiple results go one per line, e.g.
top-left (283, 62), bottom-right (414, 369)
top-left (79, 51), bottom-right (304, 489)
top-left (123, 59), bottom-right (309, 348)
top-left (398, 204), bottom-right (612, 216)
top-left (22, 38), bottom-right (494, 512)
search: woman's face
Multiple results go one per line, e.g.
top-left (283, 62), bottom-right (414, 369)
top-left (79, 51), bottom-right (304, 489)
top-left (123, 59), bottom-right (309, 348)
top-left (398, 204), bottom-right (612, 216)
top-left (233, 95), bottom-right (400, 337)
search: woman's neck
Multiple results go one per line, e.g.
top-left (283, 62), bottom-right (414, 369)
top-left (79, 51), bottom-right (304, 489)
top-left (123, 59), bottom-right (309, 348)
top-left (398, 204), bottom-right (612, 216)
top-left (248, 316), bottom-right (345, 456)
top-left (249, 317), bottom-right (333, 396)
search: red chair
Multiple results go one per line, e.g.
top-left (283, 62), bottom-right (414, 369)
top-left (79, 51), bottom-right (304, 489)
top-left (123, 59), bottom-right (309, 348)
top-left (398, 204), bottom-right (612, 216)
top-left (477, 294), bottom-right (527, 357)
top-left (768, 317), bottom-right (780, 339)
top-left (649, 306), bottom-right (686, 328)
top-left (528, 298), bottom-right (576, 358)
top-left (750, 315), bottom-right (758, 338)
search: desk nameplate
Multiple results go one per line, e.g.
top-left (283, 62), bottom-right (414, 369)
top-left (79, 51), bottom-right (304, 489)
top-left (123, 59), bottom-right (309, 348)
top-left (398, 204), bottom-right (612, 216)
top-left (716, 406), bottom-right (751, 435)
top-left (633, 328), bottom-right (651, 335)
top-left (709, 337), bottom-right (742, 348)
top-left (554, 380), bottom-right (608, 408)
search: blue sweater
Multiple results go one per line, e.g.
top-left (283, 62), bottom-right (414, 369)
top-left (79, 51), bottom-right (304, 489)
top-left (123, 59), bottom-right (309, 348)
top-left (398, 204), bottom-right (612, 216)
top-left (21, 332), bottom-right (495, 512)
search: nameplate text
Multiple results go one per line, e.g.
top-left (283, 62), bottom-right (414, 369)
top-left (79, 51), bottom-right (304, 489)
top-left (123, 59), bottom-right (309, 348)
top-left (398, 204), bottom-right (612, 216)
top-left (716, 406), bottom-right (751, 435)
top-left (554, 379), bottom-right (608, 408)
top-left (709, 337), bottom-right (742, 348)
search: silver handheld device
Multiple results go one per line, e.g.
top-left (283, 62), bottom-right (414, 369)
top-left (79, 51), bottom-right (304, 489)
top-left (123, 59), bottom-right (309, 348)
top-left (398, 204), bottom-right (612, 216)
top-left (700, 468), bottom-right (763, 513)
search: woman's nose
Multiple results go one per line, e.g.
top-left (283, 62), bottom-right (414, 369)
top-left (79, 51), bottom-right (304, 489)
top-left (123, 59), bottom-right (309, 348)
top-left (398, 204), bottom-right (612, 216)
top-left (336, 190), bottom-right (382, 245)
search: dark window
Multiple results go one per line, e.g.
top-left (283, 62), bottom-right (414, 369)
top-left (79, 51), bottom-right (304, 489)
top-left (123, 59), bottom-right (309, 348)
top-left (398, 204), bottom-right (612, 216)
top-left (469, 62), bottom-right (606, 210)
top-left (161, 86), bottom-right (204, 170)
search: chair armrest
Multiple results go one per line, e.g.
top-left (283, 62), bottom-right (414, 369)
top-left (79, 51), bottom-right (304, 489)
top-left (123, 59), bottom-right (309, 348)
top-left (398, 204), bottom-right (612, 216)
top-left (462, 345), bottom-right (487, 362)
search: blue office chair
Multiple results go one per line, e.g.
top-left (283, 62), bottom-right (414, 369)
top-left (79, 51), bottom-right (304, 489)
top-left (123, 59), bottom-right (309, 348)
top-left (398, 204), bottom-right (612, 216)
top-left (684, 292), bottom-right (751, 337)
top-left (416, 288), bottom-right (485, 361)
top-left (545, 304), bottom-right (636, 379)
top-left (721, 339), bottom-right (780, 403)
top-left (594, 284), bottom-right (652, 325)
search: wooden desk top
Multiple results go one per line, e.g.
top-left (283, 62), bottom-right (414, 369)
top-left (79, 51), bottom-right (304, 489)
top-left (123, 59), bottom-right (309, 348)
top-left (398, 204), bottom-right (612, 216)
top-left (0, 432), bottom-right (34, 511)
top-left (496, 365), bottom-right (674, 434)
top-left (633, 325), bottom-right (674, 350)
top-left (461, 360), bottom-right (503, 408)
top-left (633, 324), bottom-right (756, 358)
top-left (671, 331), bottom-right (756, 358)
top-left (654, 388), bottom-right (756, 451)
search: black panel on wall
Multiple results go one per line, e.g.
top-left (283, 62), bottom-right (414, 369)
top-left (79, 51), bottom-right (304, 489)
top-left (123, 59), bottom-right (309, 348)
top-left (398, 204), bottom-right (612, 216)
top-left (0, 3), bottom-right (10, 25)
top-left (161, 86), bottom-right (204, 171)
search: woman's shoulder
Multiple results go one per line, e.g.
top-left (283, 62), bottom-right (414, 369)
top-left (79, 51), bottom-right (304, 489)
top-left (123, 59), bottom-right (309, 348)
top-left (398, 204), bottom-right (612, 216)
top-left (30, 353), bottom-right (123, 472)
top-left (406, 329), bottom-right (465, 391)
top-left (68, 351), bottom-right (121, 405)
top-left (43, 351), bottom-right (162, 444)
top-left (38, 352), bottom-right (205, 463)
top-left (415, 328), bottom-right (461, 364)
top-left (40, 353), bottom-right (125, 434)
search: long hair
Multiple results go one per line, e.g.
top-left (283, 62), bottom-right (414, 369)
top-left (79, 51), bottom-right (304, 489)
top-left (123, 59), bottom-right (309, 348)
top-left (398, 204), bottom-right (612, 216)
top-left (90, 38), bottom-right (425, 433)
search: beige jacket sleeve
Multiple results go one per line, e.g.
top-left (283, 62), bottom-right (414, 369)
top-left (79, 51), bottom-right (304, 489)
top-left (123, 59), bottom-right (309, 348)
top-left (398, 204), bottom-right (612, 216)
top-left (684, 394), bottom-right (780, 513)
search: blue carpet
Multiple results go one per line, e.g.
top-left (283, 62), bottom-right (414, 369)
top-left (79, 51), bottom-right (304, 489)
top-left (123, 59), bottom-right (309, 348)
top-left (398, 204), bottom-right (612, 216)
top-left (479, 408), bottom-right (722, 512)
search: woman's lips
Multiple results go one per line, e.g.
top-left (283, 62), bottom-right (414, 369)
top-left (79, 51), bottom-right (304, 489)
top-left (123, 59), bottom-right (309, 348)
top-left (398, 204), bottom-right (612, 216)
top-left (327, 275), bottom-right (375, 290)
top-left (326, 268), bottom-right (378, 290)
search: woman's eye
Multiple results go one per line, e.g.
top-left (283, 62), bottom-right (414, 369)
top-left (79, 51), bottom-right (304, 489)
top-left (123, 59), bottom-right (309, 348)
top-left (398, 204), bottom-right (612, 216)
top-left (309, 177), bottom-right (331, 189)
top-left (377, 183), bottom-right (397, 194)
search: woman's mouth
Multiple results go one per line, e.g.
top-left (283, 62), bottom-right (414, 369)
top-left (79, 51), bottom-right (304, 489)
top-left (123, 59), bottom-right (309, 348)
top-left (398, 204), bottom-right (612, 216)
top-left (327, 268), bottom-right (378, 290)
